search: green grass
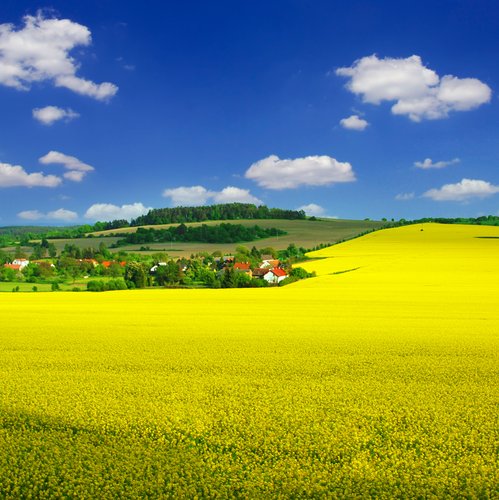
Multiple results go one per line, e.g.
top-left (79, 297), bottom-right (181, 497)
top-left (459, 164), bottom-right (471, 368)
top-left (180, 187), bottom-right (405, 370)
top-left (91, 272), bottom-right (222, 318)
top-left (0, 282), bottom-right (54, 292)
top-left (64, 219), bottom-right (387, 258)
top-left (0, 276), bottom-right (122, 293)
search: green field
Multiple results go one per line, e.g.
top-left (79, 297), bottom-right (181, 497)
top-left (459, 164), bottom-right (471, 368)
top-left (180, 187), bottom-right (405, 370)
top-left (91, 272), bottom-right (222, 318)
top-left (0, 277), bottom-right (118, 293)
top-left (0, 282), bottom-right (54, 292)
top-left (3, 219), bottom-right (386, 258)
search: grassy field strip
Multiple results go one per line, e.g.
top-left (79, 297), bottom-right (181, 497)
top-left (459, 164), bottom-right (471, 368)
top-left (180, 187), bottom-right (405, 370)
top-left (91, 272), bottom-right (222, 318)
top-left (75, 218), bottom-right (386, 257)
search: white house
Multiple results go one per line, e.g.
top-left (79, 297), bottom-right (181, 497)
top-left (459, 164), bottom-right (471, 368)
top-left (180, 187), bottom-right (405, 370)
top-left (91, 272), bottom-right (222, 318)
top-left (260, 258), bottom-right (280, 269)
top-left (263, 267), bottom-right (287, 284)
top-left (12, 258), bottom-right (29, 270)
top-left (150, 262), bottom-right (167, 272)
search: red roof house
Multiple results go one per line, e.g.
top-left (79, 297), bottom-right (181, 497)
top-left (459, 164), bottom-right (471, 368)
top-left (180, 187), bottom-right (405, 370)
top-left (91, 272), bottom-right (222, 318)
top-left (3, 263), bottom-right (21, 271)
top-left (234, 262), bottom-right (252, 276)
top-left (263, 267), bottom-right (288, 284)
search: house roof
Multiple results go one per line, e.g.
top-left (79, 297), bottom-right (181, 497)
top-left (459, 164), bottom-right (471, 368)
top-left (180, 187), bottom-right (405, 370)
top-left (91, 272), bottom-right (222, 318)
top-left (234, 262), bottom-right (251, 270)
top-left (102, 260), bottom-right (127, 268)
top-left (261, 259), bottom-right (280, 268)
top-left (252, 268), bottom-right (268, 277)
top-left (3, 264), bottom-right (21, 270)
top-left (271, 267), bottom-right (287, 277)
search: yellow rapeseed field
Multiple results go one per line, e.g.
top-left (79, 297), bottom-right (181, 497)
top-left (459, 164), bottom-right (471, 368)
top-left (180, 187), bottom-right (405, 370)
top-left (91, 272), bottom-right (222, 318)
top-left (0, 223), bottom-right (498, 497)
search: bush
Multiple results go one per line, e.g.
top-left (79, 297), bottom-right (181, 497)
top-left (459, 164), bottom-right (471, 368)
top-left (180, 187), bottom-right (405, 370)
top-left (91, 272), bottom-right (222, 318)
top-left (87, 279), bottom-right (128, 292)
top-left (32, 286), bottom-right (38, 292)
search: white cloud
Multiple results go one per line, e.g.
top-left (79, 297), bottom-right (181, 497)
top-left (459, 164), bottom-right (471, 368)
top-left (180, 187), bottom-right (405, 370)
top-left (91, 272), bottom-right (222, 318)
top-left (162, 186), bottom-right (213, 206)
top-left (340, 114), bottom-right (369, 131)
top-left (297, 203), bottom-right (326, 216)
top-left (162, 185), bottom-right (263, 206)
top-left (245, 154), bottom-right (356, 189)
top-left (395, 192), bottom-right (415, 201)
top-left (39, 151), bottom-right (93, 172)
top-left (47, 208), bottom-right (78, 221)
top-left (63, 171), bottom-right (85, 182)
top-left (423, 178), bottom-right (499, 201)
top-left (0, 13), bottom-right (118, 100)
top-left (414, 158), bottom-right (460, 169)
top-left (18, 208), bottom-right (78, 221)
top-left (17, 210), bottom-right (43, 220)
top-left (212, 186), bottom-right (262, 205)
top-left (39, 151), bottom-right (94, 182)
top-left (84, 202), bottom-right (151, 221)
top-left (33, 105), bottom-right (79, 125)
top-left (336, 55), bottom-right (491, 121)
top-left (0, 162), bottom-right (61, 187)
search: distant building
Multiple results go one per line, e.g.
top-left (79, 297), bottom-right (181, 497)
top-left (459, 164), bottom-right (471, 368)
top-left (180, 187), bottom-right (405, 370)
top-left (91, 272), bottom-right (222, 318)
top-left (252, 268), bottom-right (268, 279)
top-left (260, 259), bottom-right (280, 269)
top-left (80, 259), bottom-right (99, 267)
top-left (102, 260), bottom-right (126, 269)
top-left (150, 262), bottom-right (167, 273)
top-left (263, 267), bottom-right (287, 284)
top-left (234, 262), bottom-right (252, 277)
top-left (3, 263), bottom-right (21, 271)
top-left (12, 258), bottom-right (29, 270)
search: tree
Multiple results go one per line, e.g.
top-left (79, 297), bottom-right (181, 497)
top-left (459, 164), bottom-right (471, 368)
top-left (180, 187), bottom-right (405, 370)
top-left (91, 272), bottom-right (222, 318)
top-left (0, 250), bottom-right (9, 265)
top-left (124, 262), bottom-right (148, 288)
top-left (48, 243), bottom-right (57, 258)
top-left (98, 242), bottom-right (112, 259)
top-left (233, 271), bottom-right (252, 288)
top-left (30, 244), bottom-right (43, 260)
top-left (260, 247), bottom-right (277, 258)
top-left (155, 260), bottom-right (182, 286)
top-left (14, 245), bottom-right (27, 259)
top-left (0, 267), bottom-right (16, 282)
top-left (221, 268), bottom-right (236, 288)
top-left (107, 263), bottom-right (124, 278)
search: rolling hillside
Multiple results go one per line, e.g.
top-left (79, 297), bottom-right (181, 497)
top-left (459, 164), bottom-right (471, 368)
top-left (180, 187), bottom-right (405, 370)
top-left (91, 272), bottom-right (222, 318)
top-left (83, 218), bottom-right (386, 256)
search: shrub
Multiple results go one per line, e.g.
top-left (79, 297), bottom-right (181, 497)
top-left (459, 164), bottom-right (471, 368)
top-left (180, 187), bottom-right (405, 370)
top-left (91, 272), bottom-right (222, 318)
top-left (87, 279), bottom-right (128, 292)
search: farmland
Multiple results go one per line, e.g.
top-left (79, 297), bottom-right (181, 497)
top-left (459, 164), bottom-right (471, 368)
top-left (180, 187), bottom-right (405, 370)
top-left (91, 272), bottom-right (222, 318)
top-left (0, 223), bottom-right (497, 497)
top-left (85, 218), bottom-right (386, 257)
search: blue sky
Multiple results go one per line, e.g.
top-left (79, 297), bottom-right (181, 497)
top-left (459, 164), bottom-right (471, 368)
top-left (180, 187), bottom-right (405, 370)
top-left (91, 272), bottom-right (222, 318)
top-left (0, 0), bottom-right (498, 225)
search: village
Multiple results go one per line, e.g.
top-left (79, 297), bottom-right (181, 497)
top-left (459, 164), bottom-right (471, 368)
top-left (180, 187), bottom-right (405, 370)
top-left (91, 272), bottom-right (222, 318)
top-left (0, 241), bottom-right (315, 291)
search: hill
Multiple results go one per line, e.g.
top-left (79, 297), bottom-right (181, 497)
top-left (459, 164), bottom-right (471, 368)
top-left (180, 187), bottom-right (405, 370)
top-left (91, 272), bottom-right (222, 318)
top-left (84, 218), bottom-right (386, 257)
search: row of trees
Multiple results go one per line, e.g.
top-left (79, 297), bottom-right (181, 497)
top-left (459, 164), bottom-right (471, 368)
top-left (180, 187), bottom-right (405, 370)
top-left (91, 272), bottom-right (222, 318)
top-left (131, 203), bottom-right (306, 226)
top-left (113, 223), bottom-right (286, 246)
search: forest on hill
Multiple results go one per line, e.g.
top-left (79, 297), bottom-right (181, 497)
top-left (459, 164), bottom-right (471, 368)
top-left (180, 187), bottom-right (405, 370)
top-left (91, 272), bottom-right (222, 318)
top-left (111, 223), bottom-right (286, 246)
top-left (130, 203), bottom-right (306, 226)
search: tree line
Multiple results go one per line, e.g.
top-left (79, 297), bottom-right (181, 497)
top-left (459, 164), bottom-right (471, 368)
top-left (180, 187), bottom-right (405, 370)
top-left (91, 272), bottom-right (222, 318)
top-left (130, 203), bottom-right (306, 226)
top-left (112, 223), bottom-right (286, 246)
